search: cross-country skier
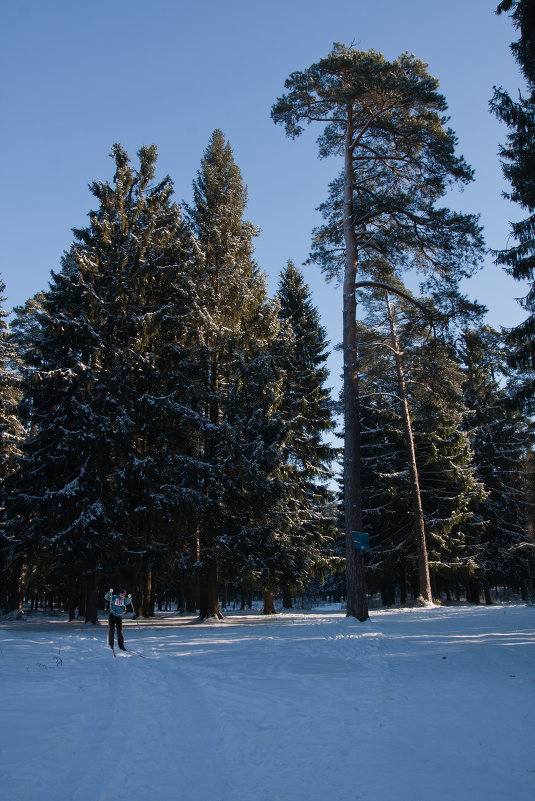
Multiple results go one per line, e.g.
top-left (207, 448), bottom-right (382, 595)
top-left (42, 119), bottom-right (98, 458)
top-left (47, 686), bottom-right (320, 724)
top-left (105, 588), bottom-right (133, 652)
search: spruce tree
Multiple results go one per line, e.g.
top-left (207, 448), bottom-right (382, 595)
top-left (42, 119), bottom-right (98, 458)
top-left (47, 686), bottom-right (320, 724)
top-left (0, 278), bottom-right (26, 611)
top-left (0, 278), bottom-right (25, 491)
top-left (274, 261), bottom-right (338, 601)
top-left (491, 0), bottom-right (535, 411)
top-left (8, 145), bottom-right (193, 621)
top-left (460, 326), bottom-right (535, 600)
top-left (276, 262), bottom-right (336, 482)
top-left (185, 130), bottom-right (286, 619)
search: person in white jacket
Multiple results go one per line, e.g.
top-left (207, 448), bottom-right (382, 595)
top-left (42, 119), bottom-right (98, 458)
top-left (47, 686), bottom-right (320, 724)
top-left (104, 588), bottom-right (133, 651)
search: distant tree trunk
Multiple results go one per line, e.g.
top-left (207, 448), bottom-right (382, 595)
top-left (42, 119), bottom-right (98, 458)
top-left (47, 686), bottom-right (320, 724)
top-left (467, 579), bottom-right (481, 604)
top-left (221, 582), bottom-right (228, 609)
top-left (133, 593), bottom-right (142, 618)
top-left (143, 524), bottom-right (155, 617)
top-left (263, 589), bottom-right (276, 615)
top-left (78, 577), bottom-right (87, 618)
top-left (185, 580), bottom-right (198, 614)
top-left (386, 295), bottom-right (432, 604)
top-left (16, 562), bottom-right (28, 617)
top-left (282, 586), bottom-right (293, 609)
top-left (186, 535), bottom-right (201, 614)
top-left (381, 563), bottom-right (396, 607)
top-left (143, 569), bottom-right (154, 617)
top-left (67, 579), bottom-right (77, 621)
top-left (484, 583), bottom-right (493, 605)
top-left (528, 570), bottom-right (535, 603)
top-left (240, 589), bottom-right (253, 610)
top-left (85, 573), bottom-right (99, 624)
top-left (133, 572), bottom-right (144, 617)
top-left (199, 565), bottom-right (222, 620)
top-left (5, 571), bottom-right (19, 614)
top-left (399, 568), bottom-right (408, 605)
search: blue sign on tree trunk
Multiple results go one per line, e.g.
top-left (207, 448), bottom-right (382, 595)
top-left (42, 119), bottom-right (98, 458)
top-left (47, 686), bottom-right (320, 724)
top-left (352, 531), bottom-right (370, 553)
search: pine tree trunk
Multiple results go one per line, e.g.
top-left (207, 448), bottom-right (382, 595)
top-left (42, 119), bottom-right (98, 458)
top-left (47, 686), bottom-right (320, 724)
top-left (386, 296), bottom-right (432, 604)
top-left (263, 589), bottom-right (276, 615)
top-left (342, 108), bottom-right (369, 622)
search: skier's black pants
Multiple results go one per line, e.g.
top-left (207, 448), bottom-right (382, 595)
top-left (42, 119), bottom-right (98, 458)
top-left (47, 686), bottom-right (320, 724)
top-left (108, 613), bottom-right (125, 649)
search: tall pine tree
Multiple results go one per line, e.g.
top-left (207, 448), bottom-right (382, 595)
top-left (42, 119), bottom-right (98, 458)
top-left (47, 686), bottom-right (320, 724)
top-left (357, 288), bottom-right (484, 602)
top-left (273, 44), bottom-right (483, 618)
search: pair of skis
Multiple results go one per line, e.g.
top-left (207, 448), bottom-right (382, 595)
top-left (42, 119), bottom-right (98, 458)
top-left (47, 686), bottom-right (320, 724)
top-left (111, 646), bottom-right (144, 659)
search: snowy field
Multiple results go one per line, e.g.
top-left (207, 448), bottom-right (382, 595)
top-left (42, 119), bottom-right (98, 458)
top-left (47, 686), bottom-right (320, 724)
top-left (1, 604), bottom-right (534, 801)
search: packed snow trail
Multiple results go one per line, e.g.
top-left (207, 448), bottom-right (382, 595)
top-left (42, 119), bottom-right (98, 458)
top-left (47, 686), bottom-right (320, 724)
top-left (0, 621), bottom-right (233, 801)
top-left (1, 605), bottom-right (534, 801)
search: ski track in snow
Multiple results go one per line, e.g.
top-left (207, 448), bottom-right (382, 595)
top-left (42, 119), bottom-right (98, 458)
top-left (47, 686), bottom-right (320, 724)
top-left (0, 605), bottom-right (534, 801)
top-left (0, 623), bottom-right (232, 801)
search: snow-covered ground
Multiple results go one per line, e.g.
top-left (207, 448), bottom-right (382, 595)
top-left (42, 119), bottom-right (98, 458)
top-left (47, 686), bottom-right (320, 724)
top-left (1, 604), bottom-right (533, 801)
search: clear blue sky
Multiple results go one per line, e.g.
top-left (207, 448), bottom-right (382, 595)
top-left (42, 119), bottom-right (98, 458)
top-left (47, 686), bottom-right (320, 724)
top-left (0, 0), bottom-right (528, 390)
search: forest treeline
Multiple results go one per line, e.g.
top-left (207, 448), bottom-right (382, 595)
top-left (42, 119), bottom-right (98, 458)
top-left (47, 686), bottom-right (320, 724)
top-left (0, 133), bottom-right (340, 621)
top-left (1, 10), bottom-right (535, 620)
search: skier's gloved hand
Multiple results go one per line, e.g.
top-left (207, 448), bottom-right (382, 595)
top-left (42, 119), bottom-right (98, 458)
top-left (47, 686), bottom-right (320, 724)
top-left (109, 588), bottom-right (113, 593)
